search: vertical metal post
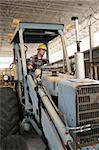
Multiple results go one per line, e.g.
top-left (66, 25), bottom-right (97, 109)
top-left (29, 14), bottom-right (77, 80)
top-left (14, 43), bottom-right (23, 105)
top-left (58, 30), bottom-right (71, 74)
top-left (14, 43), bottom-right (22, 82)
top-left (89, 17), bottom-right (94, 79)
top-left (19, 29), bottom-right (31, 110)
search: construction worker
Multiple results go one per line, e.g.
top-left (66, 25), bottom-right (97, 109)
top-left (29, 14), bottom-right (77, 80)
top-left (27, 44), bottom-right (48, 75)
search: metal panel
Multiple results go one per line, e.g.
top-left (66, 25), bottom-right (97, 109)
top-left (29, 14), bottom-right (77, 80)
top-left (58, 80), bottom-right (77, 127)
top-left (19, 22), bottom-right (64, 31)
top-left (42, 76), bottom-right (59, 96)
top-left (41, 108), bottom-right (65, 150)
top-left (58, 79), bottom-right (99, 148)
top-left (81, 144), bottom-right (99, 150)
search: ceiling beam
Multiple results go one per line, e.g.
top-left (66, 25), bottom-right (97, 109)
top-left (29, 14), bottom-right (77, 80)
top-left (0, 1), bottom-right (89, 15)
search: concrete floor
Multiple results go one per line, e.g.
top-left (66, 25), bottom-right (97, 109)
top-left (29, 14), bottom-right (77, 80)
top-left (22, 132), bottom-right (46, 150)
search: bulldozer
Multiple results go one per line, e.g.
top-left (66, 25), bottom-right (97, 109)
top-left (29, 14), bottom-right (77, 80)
top-left (0, 19), bottom-right (99, 150)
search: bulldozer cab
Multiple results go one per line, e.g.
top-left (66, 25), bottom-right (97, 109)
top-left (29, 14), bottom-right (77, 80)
top-left (11, 22), bottom-right (69, 109)
top-left (11, 22), bottom-right (71, 76)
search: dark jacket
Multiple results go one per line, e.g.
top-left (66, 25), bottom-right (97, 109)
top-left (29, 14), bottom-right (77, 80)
top-left (27, 55), bottom-right (48, 72)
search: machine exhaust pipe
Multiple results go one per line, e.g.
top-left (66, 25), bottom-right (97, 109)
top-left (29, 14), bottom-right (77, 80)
top-left (71, 17), bottom-right (85, 79)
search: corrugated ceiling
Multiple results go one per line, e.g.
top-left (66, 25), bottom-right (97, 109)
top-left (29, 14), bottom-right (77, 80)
top-left (0, 0), bottom-right (99, 47)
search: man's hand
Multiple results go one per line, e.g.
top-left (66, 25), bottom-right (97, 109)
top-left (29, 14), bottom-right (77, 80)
top-left (27, 64), bottom-right (33, 70)
top-left (35, 69), bottom-right (41, 77)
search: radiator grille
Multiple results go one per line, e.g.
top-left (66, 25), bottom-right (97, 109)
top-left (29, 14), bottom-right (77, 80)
top-left (79, 103), bottom-right (99, 111)
top-left (77, 86), bottom-right (99, 95)
top-left (76, 85), bottom-right (99, 146)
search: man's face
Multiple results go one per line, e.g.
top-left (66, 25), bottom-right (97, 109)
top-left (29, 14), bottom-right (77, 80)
top-left (38, 49), bottom-right (45, 57)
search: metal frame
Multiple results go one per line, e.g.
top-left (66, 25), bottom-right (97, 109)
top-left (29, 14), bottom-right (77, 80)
top-left (12, 22), bottom-right (70, 110)
top-left (11, 22), bottom-right (64, 43)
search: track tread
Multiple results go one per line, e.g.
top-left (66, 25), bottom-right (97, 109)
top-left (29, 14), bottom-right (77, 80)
top-left (0, 135), bottom-right (28, 150)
